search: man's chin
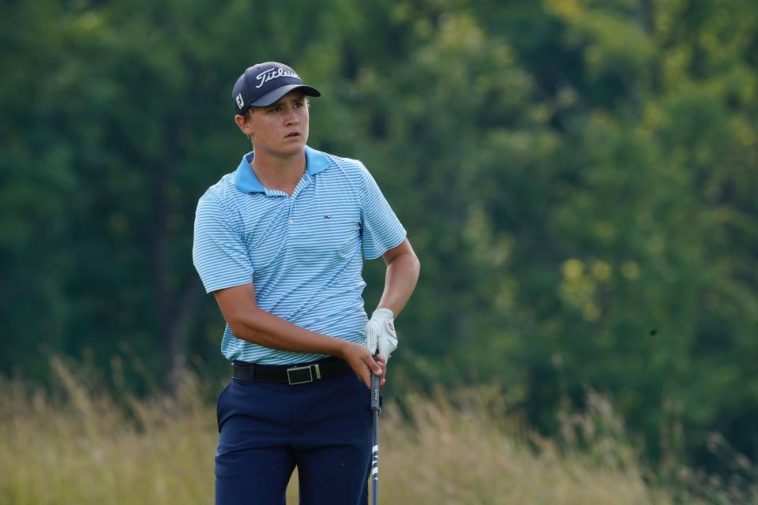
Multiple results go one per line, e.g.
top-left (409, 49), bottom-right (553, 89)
top-left (279, 139), bottom-right (307, 154)
top-left (264, 147), bottom-right (303, 161)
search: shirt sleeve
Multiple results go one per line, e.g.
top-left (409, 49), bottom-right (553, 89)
top-left (192, 194), bottom-right (254, 293)
top-left (358, 163), bottom-right (407, 260)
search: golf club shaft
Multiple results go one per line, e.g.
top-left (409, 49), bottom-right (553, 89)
top-left (370, 373), bottom-right (380, 505)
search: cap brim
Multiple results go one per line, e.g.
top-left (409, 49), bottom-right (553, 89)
top-left (251, 84), bottom-right (321, 107)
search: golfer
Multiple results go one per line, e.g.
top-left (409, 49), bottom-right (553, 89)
top-left (192, 61), bottom-right (420, 505)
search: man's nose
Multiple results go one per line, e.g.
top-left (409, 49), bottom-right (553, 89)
top-left (283, 106), bottom-right (299, 124)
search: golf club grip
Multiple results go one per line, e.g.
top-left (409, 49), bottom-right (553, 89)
top-left (370, 374), bottom-right (381, 412)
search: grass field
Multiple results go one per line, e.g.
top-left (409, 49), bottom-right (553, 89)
top-left (0, 359), bottom-right (748, 504)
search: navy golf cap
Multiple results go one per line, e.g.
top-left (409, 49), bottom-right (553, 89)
top-left (232, 61), bottom-right (321, 115)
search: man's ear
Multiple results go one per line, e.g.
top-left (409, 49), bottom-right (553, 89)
top-left (234, 113), bottom-right (253, 136)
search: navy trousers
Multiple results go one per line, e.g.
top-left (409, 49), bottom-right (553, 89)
top-left (215, 366), bottom-right (372, 505)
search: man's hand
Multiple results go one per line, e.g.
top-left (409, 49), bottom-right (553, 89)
top-left (340, 342), bottom-right (382, 388)
top-left (365, 308), bottom-right (398, 360)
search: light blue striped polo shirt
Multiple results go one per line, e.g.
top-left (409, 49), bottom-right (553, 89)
top-left (193, 145), bottom-right (406, 364)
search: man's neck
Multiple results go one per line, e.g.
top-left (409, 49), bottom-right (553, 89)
top-left (251, 149), bottom-right (306, 195)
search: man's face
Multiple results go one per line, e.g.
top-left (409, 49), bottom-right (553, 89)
top-left (239, 90), bottom-right (309, 157)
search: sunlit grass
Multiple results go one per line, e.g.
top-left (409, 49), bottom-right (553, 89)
top-left (381, 387), bottom-right (669, 505)
top-left (0, 360), bottom-right (747, 504)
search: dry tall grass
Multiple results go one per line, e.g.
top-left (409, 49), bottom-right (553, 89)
top-left (0, 360), bottom-right (742, 504)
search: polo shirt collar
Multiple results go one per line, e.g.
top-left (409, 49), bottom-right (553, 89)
top-left (235, 145), bottom-right (329, 194)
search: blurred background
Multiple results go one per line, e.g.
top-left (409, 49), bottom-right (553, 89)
top-left (1, 0), bottom-right (756, 501)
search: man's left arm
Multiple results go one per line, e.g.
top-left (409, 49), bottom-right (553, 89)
top-left (365, 238), bottom-right (420, 386)
top-left (375, 238), bottom-right (420, 317)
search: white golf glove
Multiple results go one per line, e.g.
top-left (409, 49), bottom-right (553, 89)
top-left (365, 308), bottom-right (397, 360)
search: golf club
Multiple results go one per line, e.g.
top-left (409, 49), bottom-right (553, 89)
top-left (370, 368), bottom-right (381, 505)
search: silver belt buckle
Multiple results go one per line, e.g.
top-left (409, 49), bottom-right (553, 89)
top-left (286, 365), bottom-right (314, 385)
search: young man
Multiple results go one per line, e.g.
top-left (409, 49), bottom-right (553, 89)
top-left (192, 61), bottom-right (420, 505)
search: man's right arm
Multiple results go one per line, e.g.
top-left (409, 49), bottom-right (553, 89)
top-left (213, 283), bottom-right (381, 387)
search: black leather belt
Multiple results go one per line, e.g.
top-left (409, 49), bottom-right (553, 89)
top-left (232, 357), bottom-right (350, 385)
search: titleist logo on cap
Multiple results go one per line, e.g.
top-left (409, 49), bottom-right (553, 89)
top-left (255, 67), bottom-right (300, 89)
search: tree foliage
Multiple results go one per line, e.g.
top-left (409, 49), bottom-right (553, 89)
top-left (1, 0), bottom-right (756, 475)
